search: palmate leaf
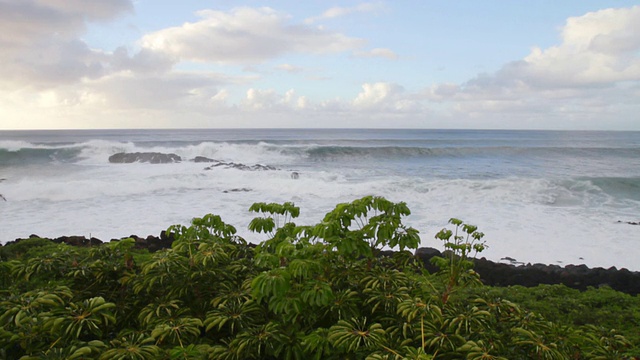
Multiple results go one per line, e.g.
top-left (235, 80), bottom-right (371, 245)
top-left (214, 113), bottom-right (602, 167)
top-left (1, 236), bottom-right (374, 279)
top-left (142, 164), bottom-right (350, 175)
top-left (137, 299), bottom-right (183, 328)
top-left (191, 213), bottom-right (237, 238)
top-left (192, 241), bottom-right (230, 267)
top-left (374, 346), bottom-right (435, 360)
top-left (364, 286), bottom-right (409, 314)
top-left (232, 322), bottom-right (287, 359)
top-left (168, 344), bottom-right (212, 360)
top-left (512, 327), bottom-right (566, 360)
top-left (331, 234), bottom-right (372, 259)
top-left (328, 317), bottom-right (386, 353)
top-left (302, 328), bottom-right (333, 360)
top-left (1, 287), bottom-right (72, 327)
top-left (210, 280), bottom-right (253, 308)
top-left (204, 300), bottom-right (262, 334)
top-left (443, 303), bottom-right (491, 336)
top-left (457, 340), bottom-right (508, 360)
top-left (324, 289), bottom-right (361, 321)
top-left (251, 269), bottom-right (291, 301)
top-left (267, 292), bottom-right (305, 318)
top-left (300, 280), bottom-right (334, 307)
top-left (100, 332), bottom-right (161, 360)
top-left (19, 340), bottom-right (107, 360)
top-left (580, 325), bottom-right (633, 360)
top-left (249, 202), bottom-right (300, 234)
top-left (47, 297), bottom-right (116, 340)
top-left (248, 217), bottom-right (275, 234)
top-left (208, 340), bottom-right (238, 360)
top-left (313, 196), bottom-right (420, 259)
top-left (396, 297), bottom-right (443, 340)
top-left (287, 258), bottom-right (322, 279)
top-left (151, 317), bottom-right (203, 347)
top-left (361, 268), bottom-right (409, 291)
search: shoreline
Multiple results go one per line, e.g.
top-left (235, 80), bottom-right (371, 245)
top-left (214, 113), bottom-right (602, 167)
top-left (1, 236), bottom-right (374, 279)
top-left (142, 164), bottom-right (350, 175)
top-left (5, 233), bottom-right (639, 296)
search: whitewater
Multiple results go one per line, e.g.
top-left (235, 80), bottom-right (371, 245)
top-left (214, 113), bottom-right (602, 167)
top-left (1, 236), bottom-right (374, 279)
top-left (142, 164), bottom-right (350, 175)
top-left (1, 129), bottom-right (639, 270)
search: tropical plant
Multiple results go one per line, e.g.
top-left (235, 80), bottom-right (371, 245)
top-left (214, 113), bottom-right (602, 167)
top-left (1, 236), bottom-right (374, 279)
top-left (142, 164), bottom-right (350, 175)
top-left (0, 196), bottom-right (637, 359)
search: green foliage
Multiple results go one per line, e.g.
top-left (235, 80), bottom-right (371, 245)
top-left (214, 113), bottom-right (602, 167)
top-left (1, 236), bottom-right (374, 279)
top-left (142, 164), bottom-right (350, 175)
top-left (0, 238), bottom-right (56, 261)
top-left (100, 332), bottom-right (161, 360)
top-left (308, 196), bottom-right (420, 260)
top-left (1, 196), bottom-right (638, 359)
top-left (431, 218), bottom-right (486, 305)
top-left (46, 296), bottom-right (116, 340)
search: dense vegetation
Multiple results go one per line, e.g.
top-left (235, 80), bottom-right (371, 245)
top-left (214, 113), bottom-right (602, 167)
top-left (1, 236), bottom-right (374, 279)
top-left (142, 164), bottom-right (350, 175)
top-left (1, 196), bottom-right (638, 359)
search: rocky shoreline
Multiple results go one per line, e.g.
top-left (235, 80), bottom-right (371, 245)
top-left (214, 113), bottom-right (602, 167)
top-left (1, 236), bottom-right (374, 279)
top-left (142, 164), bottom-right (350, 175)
top-left (4, 233), bottom-right (639, 295)
top-left (412, 248), bottom-right (640, 295)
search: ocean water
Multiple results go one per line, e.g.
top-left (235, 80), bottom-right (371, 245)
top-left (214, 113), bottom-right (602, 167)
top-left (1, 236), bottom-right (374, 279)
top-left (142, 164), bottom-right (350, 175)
top-left (1, 129), bottom-right (639, 270)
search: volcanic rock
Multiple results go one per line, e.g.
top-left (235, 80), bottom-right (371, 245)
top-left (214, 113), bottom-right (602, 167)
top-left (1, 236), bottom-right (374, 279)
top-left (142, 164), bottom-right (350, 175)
top-left (109, 152), bottom-right (182, 164)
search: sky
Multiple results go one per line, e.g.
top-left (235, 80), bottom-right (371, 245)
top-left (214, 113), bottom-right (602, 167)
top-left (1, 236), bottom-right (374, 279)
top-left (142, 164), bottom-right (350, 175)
top-left (1, 1), bottom-right (639, 130)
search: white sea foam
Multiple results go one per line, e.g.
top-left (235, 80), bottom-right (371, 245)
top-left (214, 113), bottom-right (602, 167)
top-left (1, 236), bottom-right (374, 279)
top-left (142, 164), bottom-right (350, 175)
top-left (0, 140), bottom-right (40, 151)
top-left (1, 129), bottom-right (639, 270)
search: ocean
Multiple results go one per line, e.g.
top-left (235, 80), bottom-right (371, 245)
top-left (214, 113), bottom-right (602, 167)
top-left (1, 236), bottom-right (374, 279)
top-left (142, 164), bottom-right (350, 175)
top-left (1, 129), bottom-right (639, 270)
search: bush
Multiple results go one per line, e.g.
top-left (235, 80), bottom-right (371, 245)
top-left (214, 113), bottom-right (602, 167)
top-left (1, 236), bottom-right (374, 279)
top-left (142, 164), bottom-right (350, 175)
top-left (1, 197), bottom-right (637, 359)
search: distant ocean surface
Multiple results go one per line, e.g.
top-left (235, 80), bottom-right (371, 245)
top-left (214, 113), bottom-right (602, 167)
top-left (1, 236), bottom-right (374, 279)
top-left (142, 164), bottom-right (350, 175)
top-left (1, 129), bottom-right (639, 270)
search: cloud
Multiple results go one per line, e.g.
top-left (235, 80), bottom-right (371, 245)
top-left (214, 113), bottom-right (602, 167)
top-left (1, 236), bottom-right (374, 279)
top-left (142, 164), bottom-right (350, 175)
top-left (490, 6), bottom-right (640, 89)
top-left (0, 0), bottom-right (133, 89)
top-left (353, 48), bottom-right (398, 60)
top-left (242, 88), bottom-right (308, 111)
top-left (418, 6), bottom-right (640, 128)
top-left (352, 82), bottom-right (421, 112)
top-left (2, 2), bottom-right (638, 130)
top-left (304, 2), bottom-right (383, 24)
top-left (110, 47), bottom-right (176, 75)
top-left (276, 63), bottom-right (304, 73)
top-left (141, 7), bottom-right (365, 64)
top-left (91, 72), bottom-right (228, 109)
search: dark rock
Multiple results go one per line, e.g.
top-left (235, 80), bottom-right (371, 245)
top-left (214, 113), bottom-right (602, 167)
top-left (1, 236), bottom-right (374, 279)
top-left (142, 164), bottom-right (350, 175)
top-left (415, 247), bottom-right (441, 258)
top-left (116, 233), bottom-right (174, 252)
top-left (223, 188), bottom-right (252, 193)
top-left (291, 172), bottom-right (300, 179)
top-left (109, 152), bottom-right (182, 164)
top-left (52, 235), bottom-right (102, 247)
top-left (617, 220), bottom-right (639, 225)
top-left (203, 161), bottom-right (276, 171)
top-left (193, 156), bottom-right (219, 163)
top-left (378, 250), bottom-right (395, 258)
top-left (414, 247), bottom-right (442, 273)
top-left (411, 247), bottom-right (640, 295)
top-left (8, 231), bottom-right (640, 295)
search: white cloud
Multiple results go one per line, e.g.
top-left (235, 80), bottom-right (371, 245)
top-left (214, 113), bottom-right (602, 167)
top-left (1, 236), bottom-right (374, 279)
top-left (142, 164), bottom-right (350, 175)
top-left (91, 72), bottom-right (227, 109)
top-left (498, 5), bottom-right (640, 88)
top-left (211, 89), bottom-right (229, 103)
top-left (1, 2), bottom-right (638, 130)
top-left (141, 7), bottom-right (365, 64)
top-left (242, 88), bottom-right (308, 111)
top-left (243, 88), bottom-right (279, 109)
top-left (304, 2), bottom-right (383, 24)
top-left (0, 0), bottom-right (133, 89)
top-left (352, 82), bottom-right (418, 111)
top-left (276, 63), bottom-right (304, 73)
top-left (353, 48), bottom-right (398, 60)
top-left (417, 6), bottom-right (640, 128)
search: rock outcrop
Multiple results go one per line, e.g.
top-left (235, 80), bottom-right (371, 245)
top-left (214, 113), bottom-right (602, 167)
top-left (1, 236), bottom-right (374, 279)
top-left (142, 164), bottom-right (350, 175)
top-left (193, 156), bottom-right (218, 163)
top-left (5, 236), bottom-right (639, 295)
top-left (412, 247), bottom-right (640, 295)
top-left (109, 152), bottom-right (182, 164)
top-left (203, 162), bottom-right (276, 171)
